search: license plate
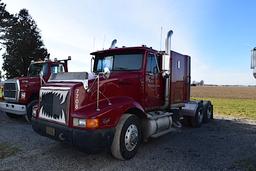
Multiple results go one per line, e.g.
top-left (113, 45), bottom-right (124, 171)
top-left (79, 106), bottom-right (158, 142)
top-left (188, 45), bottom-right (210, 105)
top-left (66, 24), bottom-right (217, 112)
top-left (46, 126), bottom-right (55, 136)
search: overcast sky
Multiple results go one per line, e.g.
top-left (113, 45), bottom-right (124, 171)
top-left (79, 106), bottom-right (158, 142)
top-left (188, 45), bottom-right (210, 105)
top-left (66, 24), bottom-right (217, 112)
top-left (2, 0), bottom-right (256, 85)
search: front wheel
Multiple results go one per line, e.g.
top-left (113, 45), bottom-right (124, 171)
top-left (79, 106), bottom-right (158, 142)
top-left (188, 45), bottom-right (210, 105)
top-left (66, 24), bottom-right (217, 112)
top-left (111, 114), bottom-right (141, 160)
top-left (25, 100), bottom-right (38, 122)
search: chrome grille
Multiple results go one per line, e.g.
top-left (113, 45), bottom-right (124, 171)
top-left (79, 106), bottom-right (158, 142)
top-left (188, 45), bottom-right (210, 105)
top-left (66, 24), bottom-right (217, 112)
top-left (3, 80), bottom-right (19, 101)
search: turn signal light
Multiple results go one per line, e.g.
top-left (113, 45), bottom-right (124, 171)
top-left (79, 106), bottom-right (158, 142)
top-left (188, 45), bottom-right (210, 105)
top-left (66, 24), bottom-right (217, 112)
top-left (73, 118), bottom-right (99, 128)
top-left (86, 119), bottom-right (99, 129)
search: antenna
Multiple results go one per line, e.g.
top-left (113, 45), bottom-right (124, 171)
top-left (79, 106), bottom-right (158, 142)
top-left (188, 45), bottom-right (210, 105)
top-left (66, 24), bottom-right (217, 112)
top-left (160, 26), bottom-right (163, 51)
top-left (92, 37), bottom-right (95, 51)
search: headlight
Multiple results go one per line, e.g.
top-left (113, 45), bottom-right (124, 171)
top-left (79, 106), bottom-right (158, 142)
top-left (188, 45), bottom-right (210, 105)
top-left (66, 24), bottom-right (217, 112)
top-left (73, 118), bottom-right (86, 127)
top-left (73, 118), bottom-right (99, 128)
top-left (20, 92), bottom-right (26, 100)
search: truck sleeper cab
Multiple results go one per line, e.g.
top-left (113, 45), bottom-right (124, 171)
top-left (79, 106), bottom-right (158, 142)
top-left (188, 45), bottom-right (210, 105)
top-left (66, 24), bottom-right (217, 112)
top-left (32, 31), bottom-right (213, 160)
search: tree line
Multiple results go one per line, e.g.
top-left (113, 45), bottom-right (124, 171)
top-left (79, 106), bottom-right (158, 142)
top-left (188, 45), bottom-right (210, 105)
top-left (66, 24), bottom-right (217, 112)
top-left (0, 0), bottom-right (48, 79)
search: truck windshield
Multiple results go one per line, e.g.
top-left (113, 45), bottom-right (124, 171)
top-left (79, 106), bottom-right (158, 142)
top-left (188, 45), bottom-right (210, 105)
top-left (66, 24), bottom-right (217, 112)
top-left (28, 63), bottom-right (48, 77)
top-left (95, 54), bottom-right (143, 72)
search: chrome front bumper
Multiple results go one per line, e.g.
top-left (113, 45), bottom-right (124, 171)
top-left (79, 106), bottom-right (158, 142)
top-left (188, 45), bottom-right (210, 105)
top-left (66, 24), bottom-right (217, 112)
top-left (0, 102), bottom-right (26, 115)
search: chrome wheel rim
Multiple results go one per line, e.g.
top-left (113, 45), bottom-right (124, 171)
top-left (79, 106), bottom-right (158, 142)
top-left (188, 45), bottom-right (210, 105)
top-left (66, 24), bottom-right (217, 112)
top-left (124, 124), bottom-right (138, 152)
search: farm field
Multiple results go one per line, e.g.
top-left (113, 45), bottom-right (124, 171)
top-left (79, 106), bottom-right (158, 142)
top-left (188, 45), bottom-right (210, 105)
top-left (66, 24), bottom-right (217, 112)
top-left (191, 86), bottom-right (256, 120)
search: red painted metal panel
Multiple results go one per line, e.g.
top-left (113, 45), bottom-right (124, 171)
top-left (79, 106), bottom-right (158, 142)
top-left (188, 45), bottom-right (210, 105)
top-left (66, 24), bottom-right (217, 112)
top-left (170, 51), bottom-right (190, 105)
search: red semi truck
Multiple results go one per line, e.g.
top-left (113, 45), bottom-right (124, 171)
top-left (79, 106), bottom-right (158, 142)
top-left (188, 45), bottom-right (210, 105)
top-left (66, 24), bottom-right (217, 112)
top-left (32, 30), bottom-right (213, 160)
top-left (0, 57), bottom-right (71, 121)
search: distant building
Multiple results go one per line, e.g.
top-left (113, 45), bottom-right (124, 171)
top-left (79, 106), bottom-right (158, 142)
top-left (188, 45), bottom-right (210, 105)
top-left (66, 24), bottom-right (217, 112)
top-left (191, 80), bottom-right (204, 86)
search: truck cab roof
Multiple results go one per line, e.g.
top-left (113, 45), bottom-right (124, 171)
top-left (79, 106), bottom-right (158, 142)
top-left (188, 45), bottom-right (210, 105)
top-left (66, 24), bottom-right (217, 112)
top-left (90, 46), bottom-right (159, 56)
top-left (90, 46), bottom-right (189, 58)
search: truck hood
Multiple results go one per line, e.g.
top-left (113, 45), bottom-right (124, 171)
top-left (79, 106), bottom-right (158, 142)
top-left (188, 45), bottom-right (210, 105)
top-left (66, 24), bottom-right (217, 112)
top-left (38, 72), bottom-right (95, 123)
top-left (17, 76), bottom-right (40, 84)
top-left (38, 71), bottom-right (142, 123)
top-left (16, 76), bottom-right (40, 91)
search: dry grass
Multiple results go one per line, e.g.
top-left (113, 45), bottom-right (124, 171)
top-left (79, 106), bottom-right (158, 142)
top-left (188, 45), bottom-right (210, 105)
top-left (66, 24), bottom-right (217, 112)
top-left (191, 86), bottom-right (256, 120)
top-left (191, 86), bottom-right (256, 99)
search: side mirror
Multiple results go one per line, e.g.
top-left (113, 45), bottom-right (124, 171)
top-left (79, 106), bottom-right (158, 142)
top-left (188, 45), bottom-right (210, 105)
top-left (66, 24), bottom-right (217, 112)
top-left (91, 56), bottom-right (95, 73)
top-left (39, 70), bottom-right (43, 77)
top-left (39, 70), bottom-right (46, 84)
top-left (103, 67), bottom-right (111, 79)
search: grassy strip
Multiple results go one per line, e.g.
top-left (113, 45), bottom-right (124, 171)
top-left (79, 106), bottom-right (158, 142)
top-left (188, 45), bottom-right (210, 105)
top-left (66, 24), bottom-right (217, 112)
top-left (0, 143), bottom-right (20, 159)
top-left (192, 97), bottom-right (256, 120)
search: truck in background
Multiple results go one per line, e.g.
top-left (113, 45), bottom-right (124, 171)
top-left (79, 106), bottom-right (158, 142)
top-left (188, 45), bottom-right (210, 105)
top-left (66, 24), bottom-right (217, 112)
top-left (0, 57), bottom-right (71, 121)
top-left (32, 30), bottom-right (213, 160)
top-left (251, 47), bottom-right (256, 78)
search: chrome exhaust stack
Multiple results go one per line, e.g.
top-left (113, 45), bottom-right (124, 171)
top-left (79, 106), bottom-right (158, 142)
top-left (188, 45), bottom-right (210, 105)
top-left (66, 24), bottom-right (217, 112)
top-left (110, 39), bottom-right (117, 49)
top-left (160, 30), bottom-right (173, 110)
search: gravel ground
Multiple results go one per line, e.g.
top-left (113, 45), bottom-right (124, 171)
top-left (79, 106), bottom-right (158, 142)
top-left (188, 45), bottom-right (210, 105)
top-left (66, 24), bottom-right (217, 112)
top-left (0, 112), bottom-right (256, 171)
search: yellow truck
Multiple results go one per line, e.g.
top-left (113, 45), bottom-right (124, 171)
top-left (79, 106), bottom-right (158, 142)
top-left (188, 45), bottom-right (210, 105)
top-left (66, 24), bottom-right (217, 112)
top-left (0, 82), bottom-right (3, 101)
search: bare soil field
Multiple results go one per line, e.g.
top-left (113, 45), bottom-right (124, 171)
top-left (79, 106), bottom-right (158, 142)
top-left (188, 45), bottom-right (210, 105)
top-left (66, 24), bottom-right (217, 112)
top-left (191, 86), bottom-right (256, 99)
top-left (191, 86), bottom-right (256, 120)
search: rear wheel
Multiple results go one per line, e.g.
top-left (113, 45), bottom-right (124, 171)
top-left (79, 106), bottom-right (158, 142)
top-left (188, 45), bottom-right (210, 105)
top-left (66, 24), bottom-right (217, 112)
top-left (111, 114), bottom-right (141, 160)
top-left (203, 102), bottom-right (213, 123)
top-left (190, 105), bottom-right (204, 128)
top-left (6, 112), bottom-right (22, 119)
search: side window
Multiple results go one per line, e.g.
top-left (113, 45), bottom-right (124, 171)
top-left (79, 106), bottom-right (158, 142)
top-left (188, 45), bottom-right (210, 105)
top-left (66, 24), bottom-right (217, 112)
top-left (51, 64), bottom-right (64, 74)
top-left (146, 53), bottom-right (159, 74)
top-left (96, 56), bottom-right (113, 72)
top-left (177, 60), bottom-right (181, 69)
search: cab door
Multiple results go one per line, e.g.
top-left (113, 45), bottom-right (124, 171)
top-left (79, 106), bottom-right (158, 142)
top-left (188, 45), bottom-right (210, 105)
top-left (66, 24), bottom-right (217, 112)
top-left (144, 53), bottom-right (163, 110)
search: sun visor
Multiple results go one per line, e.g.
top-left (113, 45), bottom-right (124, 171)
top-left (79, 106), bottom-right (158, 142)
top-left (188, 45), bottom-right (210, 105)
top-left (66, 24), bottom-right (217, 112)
top-left (49, 72), bottom-right (89, 89)
top-left (49, 72), bottom-right (88, 81)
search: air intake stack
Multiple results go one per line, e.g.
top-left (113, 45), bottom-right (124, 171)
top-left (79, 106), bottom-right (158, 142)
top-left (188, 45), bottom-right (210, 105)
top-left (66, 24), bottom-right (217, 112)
top-left (160, 30), bottom-right (173, 110)
top-left (110, 39), bottom-right (117, 49)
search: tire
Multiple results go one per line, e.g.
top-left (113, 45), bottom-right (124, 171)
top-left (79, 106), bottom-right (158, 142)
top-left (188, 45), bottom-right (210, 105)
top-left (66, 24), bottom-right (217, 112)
top-left (6, 112), bottom-right (22, 119)
top-left (181, 116), bottom-right (191, 127)
top-left (203, 102), bottom-right (213, 123)
top-left (111, 114), bottom-right (141, 160)
top-left (25, 100), bottom-right (38, 122)
top-left (190, 105), bottom-right (204, 128)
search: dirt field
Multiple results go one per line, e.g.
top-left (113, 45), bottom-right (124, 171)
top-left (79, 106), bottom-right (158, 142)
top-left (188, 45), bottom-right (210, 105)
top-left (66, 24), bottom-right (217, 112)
top-left (0, 112), bottom-right (256, 171)
top-left (191, 86), bottom-right (256, 99)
